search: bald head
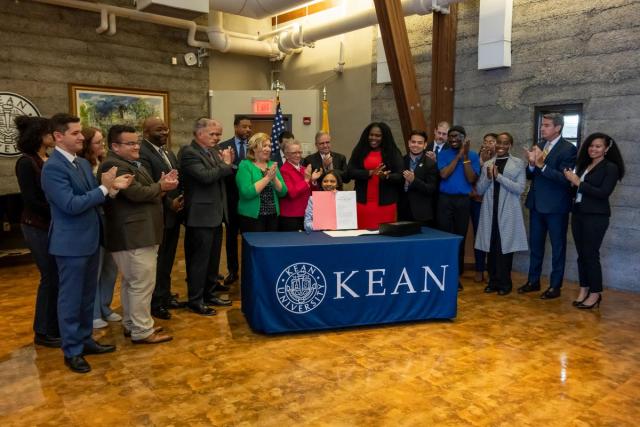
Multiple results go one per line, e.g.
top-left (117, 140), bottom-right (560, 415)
top-left (143, 117), bottom-right (169, 147)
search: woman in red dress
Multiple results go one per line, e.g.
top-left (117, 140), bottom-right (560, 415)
top-left (347, 122), bottom-right (404, 229)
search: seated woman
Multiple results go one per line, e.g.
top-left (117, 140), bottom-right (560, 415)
top-left (474, 132), bottom-right (528, 295)
top-left (279, 140), bottom-right (322, 231)
top-left (303, 170), bottom-right (342, 233)
top-left (563, 132), bottom-right (625, 309)
top-left (347, 122), bottom-right (404, 229)
top-left (236, 132), bottom-right (287, 232)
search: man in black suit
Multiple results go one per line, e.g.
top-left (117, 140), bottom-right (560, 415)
top-left (426, 121), bottom-right (450, 161)
top-left (518, 113), bottom-right (577, 299)
top-left (180, 118), bottom-right (234, 316)
top-left (303, 131), bottom-right (350, 188)
top-left (138, 117), bottom-right (184, 320)
top-left (398, 130), bottom-right (439, 225)
top-left (217, 116), bottom-right (252, 287)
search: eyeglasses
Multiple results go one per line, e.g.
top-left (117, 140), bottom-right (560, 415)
top-left (117, 141), bottom-right (141, 147)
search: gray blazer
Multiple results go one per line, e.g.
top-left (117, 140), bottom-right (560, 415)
top-left (474, 155), bottom-right (528, 254)
top-left (179, 141), bottom-right (232, 228)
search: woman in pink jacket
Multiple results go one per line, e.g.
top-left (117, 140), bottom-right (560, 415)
top-left (278, 140), bottom-right (322, 231)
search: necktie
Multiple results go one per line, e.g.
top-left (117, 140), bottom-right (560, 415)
top-left (542, 141), bottom-right (552, 160)
top-left (435, 145), bottom-right (441, 156)
top-left (238, 140), bottom-right (246, 161)
top-left (159, 148), bottom-right (172, 168)
top-left (72, 158), bottom-right (90, 189)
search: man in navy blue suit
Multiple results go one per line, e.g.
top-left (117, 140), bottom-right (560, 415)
top-left (518, 113), bottom-right (577, 299)
top-left (41, 113), bottom-right (132, 373)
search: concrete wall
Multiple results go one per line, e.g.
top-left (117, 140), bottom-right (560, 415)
top-left (0, 0), bottom-right (209, 195)
top-left (372, 0), bottom-right (640, 291)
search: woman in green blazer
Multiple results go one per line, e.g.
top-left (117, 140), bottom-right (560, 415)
top-left (236, 132), bottom-right (287, 232)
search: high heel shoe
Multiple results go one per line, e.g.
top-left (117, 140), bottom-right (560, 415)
top-left (572, 288), bottom-right (590, 306)
top-left (577, 293), bottom-right (602, 310)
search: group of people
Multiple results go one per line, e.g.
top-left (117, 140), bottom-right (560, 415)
top-left (13, 111), bottom-right (624, 374)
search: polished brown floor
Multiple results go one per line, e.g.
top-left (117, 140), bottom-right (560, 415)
top-left (1, 239), bottom-right (639, 426)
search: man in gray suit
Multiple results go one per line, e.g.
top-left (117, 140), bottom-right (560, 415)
top-left (100, 125), bottom-right (176, 344)
top-left (180, 118), bottom-right (234, 316)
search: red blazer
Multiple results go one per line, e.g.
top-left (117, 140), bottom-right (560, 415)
top-left (279, 161), bottom-right (313, 217)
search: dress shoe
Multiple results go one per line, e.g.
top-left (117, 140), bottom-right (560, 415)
top-left (517, 281), bottom-right (541, 294)
top-left (223, 272), bottom-right (239, 286)
top-left (497, 288), bottom-right (512, 296)
top-left (540, 287), bottom-right (561, 299)
top-left (83, 340), bottom-right (116, 355)
top-left (187, 303), bottom-right (216, 316)
top-left (577, 293), bottom-right (602, 309)
top-left (484, 285), bottom-right (497, 293)
top-left (151, 307), bottom-right (172, 320)
top-left (132, 331), bottom-right (173, 344)
top-left (205, 296), bottom-right (232, 307)
top-left (34, 334), bottom-right (62, 348)
top-left (64, 355), bottom-right (91, 373)
top-left (123, 326), bottom-right (164, 338)
top-left (167, 296), bottom-right (186, 309)
top-left (214, 283), bottom-right (230, 292)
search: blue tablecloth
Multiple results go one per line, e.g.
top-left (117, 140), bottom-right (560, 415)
top-left (241, 228), bottom-right (462, 334)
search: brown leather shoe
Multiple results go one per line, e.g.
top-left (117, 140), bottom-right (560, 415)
top-left (124, 326), bottom-right (164, 338)
top-left (132, 331), bottom-right (173, 344)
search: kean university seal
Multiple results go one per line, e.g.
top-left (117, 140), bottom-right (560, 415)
top-left (276, 262), bottom-right (327, 314)
top-left (0, 92), bottom-right (41, 157)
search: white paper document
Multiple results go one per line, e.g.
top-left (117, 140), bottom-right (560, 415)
top-left (323, 230), bottom-right (379, 237)
top-left (335, 191), bottom-right (358, 230)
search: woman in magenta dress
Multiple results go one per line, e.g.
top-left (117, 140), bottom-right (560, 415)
top-left (347, 122), bottom-right (404, 229)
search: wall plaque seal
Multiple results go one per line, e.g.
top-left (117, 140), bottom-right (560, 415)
top-left (0, 92), bottom-right (41, 157)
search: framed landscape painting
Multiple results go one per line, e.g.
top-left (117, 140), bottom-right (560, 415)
top-left (69, 84), bottom-right (169, 136)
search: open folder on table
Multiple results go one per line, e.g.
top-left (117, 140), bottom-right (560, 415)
top-left (311, 190), bottom-right (358, 231)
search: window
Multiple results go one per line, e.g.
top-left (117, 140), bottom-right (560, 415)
top-left (534, 104), bottom-right (583, 146)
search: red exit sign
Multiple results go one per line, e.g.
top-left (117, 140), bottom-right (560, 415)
top-left (252, 99), bottom-right (274, 114)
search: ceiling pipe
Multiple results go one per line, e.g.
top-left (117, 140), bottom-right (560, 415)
top-left (33, 0), bottom-right (463, 60)
top-left (107, 13), bottom-right (117, 36)
top-left (208, 0), bottom-right (305, 20)
top-left (96, 8), bottom-right (108, 34)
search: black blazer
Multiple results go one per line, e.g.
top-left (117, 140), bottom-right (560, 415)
top-left (303, 151), bottom-right (350, 185)
top-left (573, 159), bottom-right (620, 216)
top-left (138, 139), bottom-right (182, 228)
top-left (15, 154), bottom-right (51, 229)
top-left (217, 137), bottom-right (241, 210)
top-left (398, 153), bottom-right (439, 222)
top-left (347, 148), bottom-right (404, 205)
top-left (426, 141), bottom-right (448, 153)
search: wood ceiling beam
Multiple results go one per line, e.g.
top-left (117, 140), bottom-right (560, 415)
top-left (430, 4), bottom-right (458, 136)
top-left (373, 0), bottom-right (427, 145)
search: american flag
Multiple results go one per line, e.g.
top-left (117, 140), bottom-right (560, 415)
top-left (270, 101), bottom-right (284, 164)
